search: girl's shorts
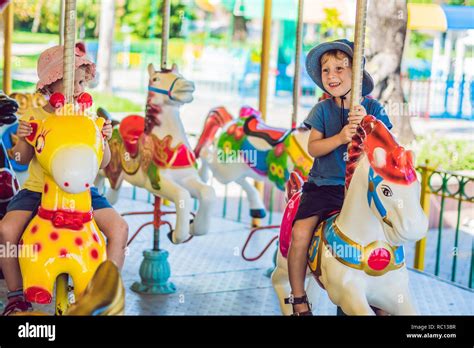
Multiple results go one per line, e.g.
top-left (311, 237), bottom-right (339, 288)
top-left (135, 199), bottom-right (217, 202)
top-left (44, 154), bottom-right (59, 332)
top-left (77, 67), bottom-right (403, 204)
top-left (293, 182), bottom-right (344, 224)
top-left (6, 187), bottom-right (112, 215)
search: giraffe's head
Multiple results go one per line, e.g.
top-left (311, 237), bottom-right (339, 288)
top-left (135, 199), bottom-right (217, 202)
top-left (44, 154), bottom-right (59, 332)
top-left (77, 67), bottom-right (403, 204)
top-left (25, 113), bottom-right (105, 194)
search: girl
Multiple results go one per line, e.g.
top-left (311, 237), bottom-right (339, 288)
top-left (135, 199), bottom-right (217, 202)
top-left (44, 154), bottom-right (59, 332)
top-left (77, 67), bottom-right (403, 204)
top-left (0, 43), bottom-right (129, 315)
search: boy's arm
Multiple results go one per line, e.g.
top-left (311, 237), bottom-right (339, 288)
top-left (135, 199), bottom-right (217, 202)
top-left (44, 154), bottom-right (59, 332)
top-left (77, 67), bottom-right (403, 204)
top-left (100, 141), bottom-right (111, 169)
top-left (308, 124), bottom-right (357, 158)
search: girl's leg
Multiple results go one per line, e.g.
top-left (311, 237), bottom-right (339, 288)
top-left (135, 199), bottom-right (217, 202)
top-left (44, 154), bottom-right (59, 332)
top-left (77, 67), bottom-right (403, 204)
top-left (0, 211), bottom-right (33, 292)
top-left (287, 215), bottom-right (319, 313)
top-left (93, 208), bottom-right (129, 269)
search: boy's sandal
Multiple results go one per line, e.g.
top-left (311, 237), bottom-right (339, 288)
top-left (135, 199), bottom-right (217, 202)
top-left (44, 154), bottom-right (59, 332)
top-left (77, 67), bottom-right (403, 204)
top-left (284, 294), bottom-right (313, 316)
top-left (2, 297), bottom-right (33, 316)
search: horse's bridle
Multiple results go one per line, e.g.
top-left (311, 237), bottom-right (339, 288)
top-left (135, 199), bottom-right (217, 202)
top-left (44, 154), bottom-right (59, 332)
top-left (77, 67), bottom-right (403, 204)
top-left (367, 167), bottom-right (393, 228)
top-left (147, 77), bottom-right (180, 101)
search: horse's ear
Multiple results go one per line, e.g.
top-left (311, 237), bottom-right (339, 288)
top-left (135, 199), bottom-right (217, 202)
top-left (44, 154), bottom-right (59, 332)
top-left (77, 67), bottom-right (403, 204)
top-left (147, 63), bottom-right (155, 77)
top-left (24, 119), bottom-right (41, 147)
top-left (373, 147), bottom-right (387, 168)
top-left (171, 63), bottom-right (179, 73)
top-left (406, 150), bottom-right (415, 166)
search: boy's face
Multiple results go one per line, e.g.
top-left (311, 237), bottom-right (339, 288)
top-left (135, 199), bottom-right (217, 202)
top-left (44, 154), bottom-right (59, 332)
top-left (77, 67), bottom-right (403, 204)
top-left (47, 67), bottom-right (87, 100)
top-left (321, 55), bottom-right (352, 97)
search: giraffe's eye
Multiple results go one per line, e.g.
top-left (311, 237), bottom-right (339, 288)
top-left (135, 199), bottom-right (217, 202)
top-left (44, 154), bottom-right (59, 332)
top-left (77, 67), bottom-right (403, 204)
top-left (36, 135), bottom-right (45, 153)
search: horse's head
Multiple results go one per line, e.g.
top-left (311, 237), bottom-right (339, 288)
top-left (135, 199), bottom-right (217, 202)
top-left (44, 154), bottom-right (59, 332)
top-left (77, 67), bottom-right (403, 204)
top-left (147, 63), bottom-right (195, 106)
top-left (25, 112), bottom-right (105, 194)
top-left (358, 116), bottom-right (428, 244)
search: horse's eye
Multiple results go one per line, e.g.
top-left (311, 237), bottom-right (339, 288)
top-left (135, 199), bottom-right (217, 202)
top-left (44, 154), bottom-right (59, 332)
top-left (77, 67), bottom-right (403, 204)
top-left (381, 185), bottom-right (392, 197)
top-left (152, 77), bottom-right (159, 82)
top-left (36, 135), bottom-right (45, 153)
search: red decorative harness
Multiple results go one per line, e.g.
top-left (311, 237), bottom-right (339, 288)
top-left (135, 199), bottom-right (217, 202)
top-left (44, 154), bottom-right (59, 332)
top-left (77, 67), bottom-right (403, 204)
top-left (38, 207), bottom-right (93, 230)
top-left (152, 135), bottom-right (196, 168)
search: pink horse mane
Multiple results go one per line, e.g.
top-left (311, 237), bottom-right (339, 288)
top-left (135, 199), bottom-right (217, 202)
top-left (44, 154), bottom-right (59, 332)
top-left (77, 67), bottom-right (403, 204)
top-left (345, 115), bottom-right (416, 190)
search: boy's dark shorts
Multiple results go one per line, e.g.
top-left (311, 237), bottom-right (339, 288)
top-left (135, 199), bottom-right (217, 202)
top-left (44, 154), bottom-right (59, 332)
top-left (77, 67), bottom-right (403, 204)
top-left (293, 182), bottom-right (345, 224)
top-left (6, 187), bottom-right (112, 215)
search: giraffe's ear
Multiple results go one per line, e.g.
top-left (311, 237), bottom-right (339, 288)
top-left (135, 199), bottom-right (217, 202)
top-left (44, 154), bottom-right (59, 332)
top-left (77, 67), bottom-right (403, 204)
top-left (95, 116), bottom-right (105, 132)
top-left (24, 119), bottom-right (41, 147)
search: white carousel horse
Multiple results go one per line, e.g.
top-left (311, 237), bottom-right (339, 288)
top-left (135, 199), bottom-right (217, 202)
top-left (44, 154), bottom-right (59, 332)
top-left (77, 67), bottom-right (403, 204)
top-left (194, 106), bottom-right (312, 219)
top-left (97, 63), bottom-right (216, 244)
top-left (272, 115), bottom-right (429, 315)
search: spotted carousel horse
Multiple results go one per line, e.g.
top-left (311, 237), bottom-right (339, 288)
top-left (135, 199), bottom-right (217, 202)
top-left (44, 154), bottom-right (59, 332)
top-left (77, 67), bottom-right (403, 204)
top-left (18, 109), bottom-right (107, 306)
top-left (272, 115), bottom-right (429, 315)
top-left (194, 106), bottom-right (312, 218)
top-left (98, 63), bottom-right (216, 244)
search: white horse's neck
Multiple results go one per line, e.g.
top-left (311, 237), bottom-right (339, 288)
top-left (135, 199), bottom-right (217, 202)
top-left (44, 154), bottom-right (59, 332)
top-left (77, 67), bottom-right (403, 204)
top-left (336, 155), bottom-right (386, 245)
top-left (151, 103), bottom-right (190, 148)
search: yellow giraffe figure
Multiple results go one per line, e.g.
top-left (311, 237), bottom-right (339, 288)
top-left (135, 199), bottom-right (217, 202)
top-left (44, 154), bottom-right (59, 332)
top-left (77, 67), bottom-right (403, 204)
top-left (19, 109), bottom-right (107, 306)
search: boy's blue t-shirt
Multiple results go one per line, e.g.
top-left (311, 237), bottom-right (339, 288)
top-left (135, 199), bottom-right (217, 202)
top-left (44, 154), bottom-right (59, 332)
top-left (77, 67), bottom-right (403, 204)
top-left (304, 97), bottom-right (393, 186)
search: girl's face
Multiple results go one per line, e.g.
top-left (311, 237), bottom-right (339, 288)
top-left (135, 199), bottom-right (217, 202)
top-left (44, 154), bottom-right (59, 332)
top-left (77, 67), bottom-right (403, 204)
top-left (47, 67), bottom-right (87, 99)
top-left (321, 54), bottom-right (352, 97)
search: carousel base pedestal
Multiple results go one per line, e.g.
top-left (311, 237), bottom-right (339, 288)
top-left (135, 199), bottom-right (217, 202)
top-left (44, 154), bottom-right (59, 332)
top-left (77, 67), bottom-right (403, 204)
top-left (131, 249), bottom-right (176, 294)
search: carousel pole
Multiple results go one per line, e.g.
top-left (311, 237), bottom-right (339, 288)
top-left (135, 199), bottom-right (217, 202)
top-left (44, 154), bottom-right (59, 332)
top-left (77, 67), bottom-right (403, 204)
top-left (2, 2), bottom-right (13, 95)
top-left (267, 0), bottom-right (304, 277)
top-left (130, 0), bottom-right (176, 295)
top-left (345, 0), bottom-right (368, 192)
top-left (252, 0), bottom-right (272, 228)
top-left (160, 0), bottom-right (170, 70)
top-left (59, 0), bottom-right (65, 45)
top-left (55, 0), bottom-right (77, 316)
top-left (63, 0), bottom-right (77, 105)
top-left (291, 0), bottom-right (304, 129)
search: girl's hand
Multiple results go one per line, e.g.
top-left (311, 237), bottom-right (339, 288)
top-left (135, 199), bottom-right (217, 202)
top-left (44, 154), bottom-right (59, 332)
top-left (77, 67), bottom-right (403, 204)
top-left (338, 123), bottom-right (358, 144)
top-left (17, 120), bottom-right (33, 139)
top-left (101, 119), bottom-right (113, 140)
top-left (348, 104), bottom-right (367, 126)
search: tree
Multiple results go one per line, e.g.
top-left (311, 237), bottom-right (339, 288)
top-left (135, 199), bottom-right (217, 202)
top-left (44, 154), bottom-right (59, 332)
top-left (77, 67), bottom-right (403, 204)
top-left (366, 0), bottom-right (415, 145)
top-left (121, 0), bottom-right (189, 38)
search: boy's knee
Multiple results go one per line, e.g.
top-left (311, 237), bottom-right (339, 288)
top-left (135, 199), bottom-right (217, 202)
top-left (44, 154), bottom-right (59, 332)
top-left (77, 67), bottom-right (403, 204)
top-left (291, 225), bottom-right (313, 244)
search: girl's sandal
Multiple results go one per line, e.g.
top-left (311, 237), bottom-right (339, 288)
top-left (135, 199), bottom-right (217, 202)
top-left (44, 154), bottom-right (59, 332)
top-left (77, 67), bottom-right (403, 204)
top-left (284, 293), bottom-right (313, 316)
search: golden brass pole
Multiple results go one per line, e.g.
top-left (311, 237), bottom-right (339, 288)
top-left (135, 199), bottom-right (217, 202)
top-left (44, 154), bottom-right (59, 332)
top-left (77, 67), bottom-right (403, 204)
top-left (3, 2), bottom-right (13, 95)
top-left (253, 0), bottom-right (273, 227)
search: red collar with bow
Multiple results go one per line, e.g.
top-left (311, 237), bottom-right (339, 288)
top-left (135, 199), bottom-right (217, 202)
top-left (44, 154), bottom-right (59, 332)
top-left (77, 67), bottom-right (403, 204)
top-left (38, 207), bottom-right (93, 230)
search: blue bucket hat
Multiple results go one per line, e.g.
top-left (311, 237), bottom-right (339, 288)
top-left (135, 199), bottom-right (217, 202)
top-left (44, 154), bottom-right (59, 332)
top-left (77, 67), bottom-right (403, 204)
top-left (306, 39), bottom-right (374, 96)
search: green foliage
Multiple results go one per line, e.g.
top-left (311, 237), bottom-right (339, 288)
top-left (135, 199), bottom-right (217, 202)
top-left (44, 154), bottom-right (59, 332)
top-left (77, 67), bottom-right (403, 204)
top-left (14, 0), bottom-right (100, 37)
top-left (410, 31), bottom-right (432, 60)
top-left (89, 91), bottom-right (142, 112)
top-left (120, 0), bottom-right (192, 39)
top-left (413, 135), bottom-right (474, 172)
top-left (320, 8), bottom-right (344, 40)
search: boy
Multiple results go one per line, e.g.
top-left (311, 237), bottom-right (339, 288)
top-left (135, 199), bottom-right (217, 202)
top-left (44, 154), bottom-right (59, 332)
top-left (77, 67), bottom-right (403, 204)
top-left (286, 39), bottom-right (393, 315)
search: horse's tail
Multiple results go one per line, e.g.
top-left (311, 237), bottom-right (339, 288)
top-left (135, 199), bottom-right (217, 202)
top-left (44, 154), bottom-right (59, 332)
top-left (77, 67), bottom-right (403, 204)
top-left (194, 106), bottom-right (233, 159)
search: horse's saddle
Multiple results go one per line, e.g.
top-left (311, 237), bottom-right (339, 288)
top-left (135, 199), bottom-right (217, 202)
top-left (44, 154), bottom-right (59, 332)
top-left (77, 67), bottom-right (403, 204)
top-left (243, 115), bottom-right (291, 146)
top-left (118, 115), bottom-right (145, 157)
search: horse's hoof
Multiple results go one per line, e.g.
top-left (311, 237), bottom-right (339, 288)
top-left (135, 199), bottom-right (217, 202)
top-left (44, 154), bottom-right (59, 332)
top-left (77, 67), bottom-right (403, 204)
top-left (250, 209), bottom-right (266, 219)
top-left (167, 230), bottom-right (194, 245)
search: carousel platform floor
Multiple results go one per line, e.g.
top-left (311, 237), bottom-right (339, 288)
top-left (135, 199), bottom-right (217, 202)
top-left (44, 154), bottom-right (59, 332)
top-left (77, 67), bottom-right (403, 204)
top-left (0, 195), bottom-right (472, 315)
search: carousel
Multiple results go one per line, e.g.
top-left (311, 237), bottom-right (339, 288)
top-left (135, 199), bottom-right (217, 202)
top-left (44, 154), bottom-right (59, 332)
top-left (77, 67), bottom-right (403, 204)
top-left (0, 0), bottom-right (472, 317)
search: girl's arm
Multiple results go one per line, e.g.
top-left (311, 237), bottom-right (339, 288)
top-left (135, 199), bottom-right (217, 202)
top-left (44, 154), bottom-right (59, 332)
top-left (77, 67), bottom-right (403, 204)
top-left (100, 141), bottom-right (111, 169)
top-left (12, 120), bottom-right (35, 165)
top-left (12, 138), bottom-right (35, 165)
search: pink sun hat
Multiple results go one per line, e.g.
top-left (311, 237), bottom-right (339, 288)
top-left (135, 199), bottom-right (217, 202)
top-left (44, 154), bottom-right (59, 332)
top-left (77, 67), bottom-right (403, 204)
top-left (36, 42), bottom-right (96, 91)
